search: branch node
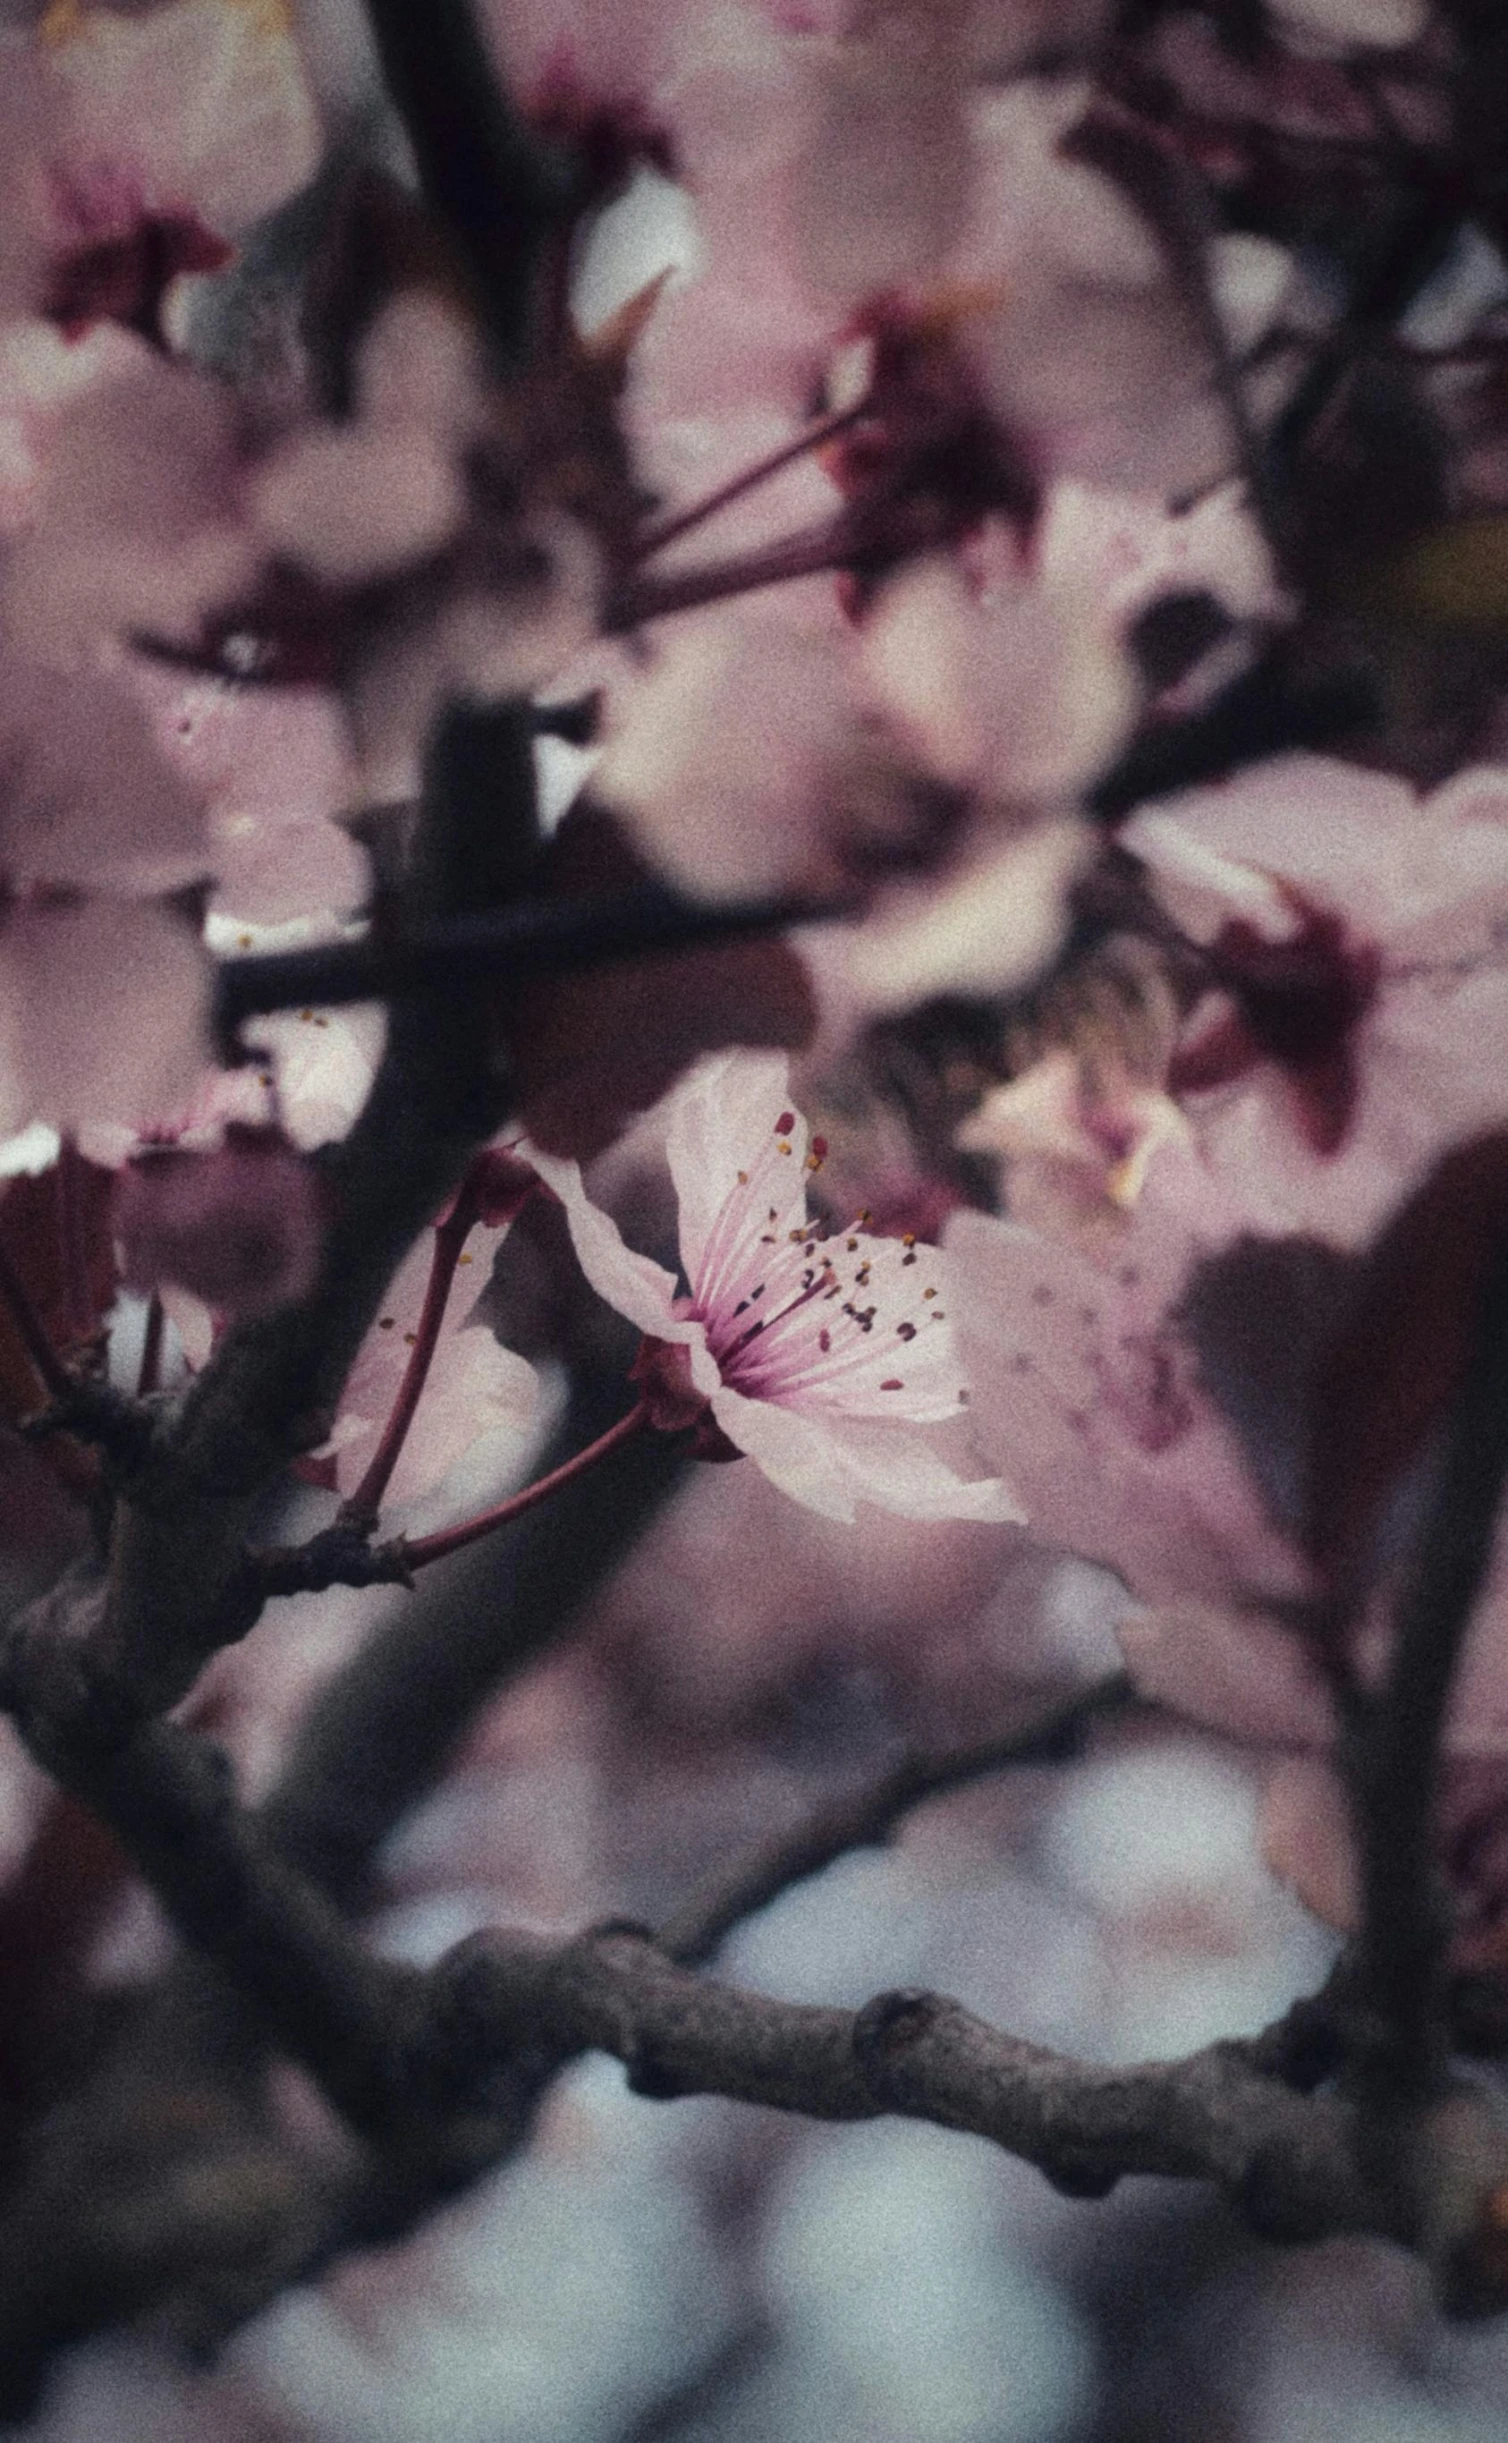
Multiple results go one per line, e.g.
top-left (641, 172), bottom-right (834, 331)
top-left (20, 1381), bottom-right (157, 1476)
top-left (1042, 2158), bottom-right (1121, 2203)
top-left (851, 1987), bottom-right (942, 2095)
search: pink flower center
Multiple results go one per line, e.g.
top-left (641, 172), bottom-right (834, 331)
top-left (684, 1114), bottom-right (946, 1408)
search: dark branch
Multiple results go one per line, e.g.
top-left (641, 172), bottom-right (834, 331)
top-left (659, 1673), bottom-right (1138, 1969)
top-left (212, 888), bottom-right (851, 1049)
top-left (359, 0), bottom-right (575, 366)
top-left (424, 1925), bottom-right (1381, 2228)
top-left (1349, 1226), bottom-right (1508, 2103)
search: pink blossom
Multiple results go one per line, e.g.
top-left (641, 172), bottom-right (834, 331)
top-left (953, 79), bottom-right (1231, 496)
top-left (815, 809), bottom-right (1091, 1014)
top-left (318, 1212), bottom-right (539, 1514)
top-left (114, 1126), bottom-right (324, 1321)
top-left (4, 0), bottom-right (318, 339)
top-left (947, 755), bottom-right (1508, 1766)
top-left (525, 1050), bottom-right (1019, 1524)
top-left (0, 657), bottom-right (213, 1144)
top-left (946, 1153), bottom-right (1313, 1631)
top-left (0, 892), bottom-right (209, 1144)
top-left (1124, 755), bottom-right (1508, 1245)
top-left (197, 925), bottom-right (385, 1153)
top-left (129, 663), bottom-right (367, 930)
top-left (957, 1044), bottom-right (1192, 1257)
top-left (787, 7), bottom-right (972, 307)
top-left (0, 347), bottom-right (253, 666)
top-left (0, 657), bottom-right (208, 894)
top-left (595, 597), bottom-right (859, 900)
top-left (856, 548), bottom-right (1137, 800)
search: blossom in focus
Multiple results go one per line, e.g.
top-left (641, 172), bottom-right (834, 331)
top-left (525, 1049), bottom-right (1019, 1524)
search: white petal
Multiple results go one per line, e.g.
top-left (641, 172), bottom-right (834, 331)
top-left (710, 1382), bottom-right (1021, 1524)
top-left (663, 1049), bottom-right (806, 1284)
top-left (523, 1141), bottom-right (687, 1344)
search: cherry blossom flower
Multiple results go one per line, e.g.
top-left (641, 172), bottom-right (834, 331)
top-left (945, 1150), bottom-right (1314, 1655)
top-left (113, 1126), bottom-right (324, 1322)
top-left (787, 4), bottom-right (973, 308)
top-left (947, 755), bottom-right (1508, 1767)
top-left (525, 1050), bottom-right (1019, 1523)
top-left (953, 77), bottom-right (1231, 498)
top-left (0, 892), bottom-right (210, 1148)
top-left (1123, 754), bottom-right (1508, 1242)
top-left (130, 662), bottom-right (367, 931)
top-left (4, 0), bottom-right (319, 342)
top-left (0, 655), bottom-right (213, 1147)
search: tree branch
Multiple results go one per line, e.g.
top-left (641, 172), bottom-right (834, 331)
top-left (424, 1925), bottom-right (1383, 2225)
top-left (3, 708), bottom-right (539, 1725)
top-left (1349, 1226), bottom-right (1508, 2104)
top-left (211, 888), bottom-right (850, 1045)
top-left (358, 0), bottom-right (575, 367)
top-left (659, 1673), bottom-right (1139, 1969)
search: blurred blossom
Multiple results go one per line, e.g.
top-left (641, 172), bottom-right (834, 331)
top-left (527, 1049), bottom-right (1018, 1521)
top-left (0, 657), bottom-right (207, 893)
top-left (597, 600), bottom-right (861, 900)
top-left (788, 4), bottom-right (973, 307)
top-left (0, 0), bottom-right (318, 337)
top-left (1269, 0), bottom-right (1428, 48)
top-left (758, 2119), bottom-right (1097, 2443)
top-left (955, 78), bottom-right (1229, 496)
top-left (0, 894), bottom-right (209, 1146)
top-left (823, 810), bottom-right (1091, 1014)
top-left (113, 1127), bottom-right (324, 1322)
top-left (0, 347), bottom-right (253, 664)
top-left (248, 294), bottom-right (476, 587)
top-left (857, 551), bottom-right (1137, 801)
top-left (315, 1209), bottom-right (539, 1514)
top-left (131, 665), bottom-right (367, 931)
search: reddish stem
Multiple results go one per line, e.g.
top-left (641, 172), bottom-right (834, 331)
top-left (401, 1398), bottom-right (650, 1570)
top-left (0, 1240), bottom-right (72, 1407)
top-left (611, 516), bottom-right (859, 629)
top-left (632, 399), bottom-right (868, 563)
top-left (56, 1138), bottom-right (92, 1349)
top-left (340, 1167), bottom-right (488, 1529)
top-left (136, 1291), bottom-right (165, 1401)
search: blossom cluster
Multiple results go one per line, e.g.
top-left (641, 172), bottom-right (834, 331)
top-left (2, 0), bottom-right (1508, 2186)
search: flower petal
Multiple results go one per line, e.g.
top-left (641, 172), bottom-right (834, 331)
top-left (710, 1381), bottom-right (1020, 1524)
top-left (522, 1140), bottom-right (689, 1345)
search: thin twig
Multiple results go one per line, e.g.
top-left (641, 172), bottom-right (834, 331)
top-left (399, 1398), bottom-right (651, 1569)
top-left (632, 400), bottom-right (869, 562)
top-left (660, 1674), bottom-right (1138, 1968)
top-left (339, 1172), bottom-right (486, 1531)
